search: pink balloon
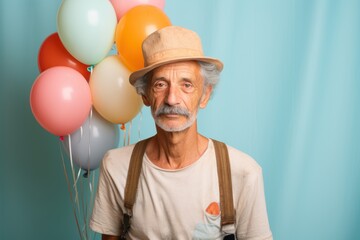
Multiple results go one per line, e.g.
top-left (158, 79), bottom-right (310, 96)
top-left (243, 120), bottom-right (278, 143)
top-left (30, 66), bottom-right (92, 136)
top-left (109, 0), bottom-right (165, 21)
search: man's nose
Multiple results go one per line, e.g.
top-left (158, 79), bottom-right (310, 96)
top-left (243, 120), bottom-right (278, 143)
top-left (164, 85), bottom-right (180, 106)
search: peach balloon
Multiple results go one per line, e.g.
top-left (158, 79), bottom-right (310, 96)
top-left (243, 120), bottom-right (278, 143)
top-left (90, 55), bottom-right (143, 124)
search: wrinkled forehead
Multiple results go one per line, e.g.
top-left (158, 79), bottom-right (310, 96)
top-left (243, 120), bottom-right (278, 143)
top-left (150, 61), bottom-right (202, 81)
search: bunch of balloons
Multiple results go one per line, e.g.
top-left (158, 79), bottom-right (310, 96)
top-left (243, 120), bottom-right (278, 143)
top-left (30, 0), bottom-right (171, 171)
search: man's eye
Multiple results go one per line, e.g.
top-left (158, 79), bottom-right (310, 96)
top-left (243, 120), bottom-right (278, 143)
top-left (183, 82), bottom-right (194, 91)
top-left (154, 81), bottom-right (167, 90)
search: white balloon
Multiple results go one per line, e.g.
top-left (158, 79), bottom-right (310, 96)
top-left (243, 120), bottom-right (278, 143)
top-left (62, 109), bottom-right (119, 171)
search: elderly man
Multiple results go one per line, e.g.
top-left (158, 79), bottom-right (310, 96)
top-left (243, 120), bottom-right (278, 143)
top-left (90, 26), bottom-right (272, 240)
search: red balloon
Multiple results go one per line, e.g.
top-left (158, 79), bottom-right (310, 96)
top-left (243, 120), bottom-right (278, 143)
top-left (38, 33), bottom-right (90, 80)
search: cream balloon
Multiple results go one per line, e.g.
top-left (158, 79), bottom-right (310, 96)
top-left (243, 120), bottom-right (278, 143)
top-left (90, 55), bottom-right (143, 124)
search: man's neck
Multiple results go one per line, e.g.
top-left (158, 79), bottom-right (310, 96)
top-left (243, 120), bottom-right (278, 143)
top-left (146, 123), bottom-right (209, 169)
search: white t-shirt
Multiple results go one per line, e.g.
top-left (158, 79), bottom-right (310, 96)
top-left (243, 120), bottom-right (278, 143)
top-left (90, 139), bottom-right (272, 240)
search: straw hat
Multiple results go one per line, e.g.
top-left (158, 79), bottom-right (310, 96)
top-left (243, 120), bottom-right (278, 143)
top-left (129, 26), bottom-right (223, 85)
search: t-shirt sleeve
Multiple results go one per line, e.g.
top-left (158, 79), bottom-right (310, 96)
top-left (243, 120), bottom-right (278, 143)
top-left (235, 166), bottom-right (273, 240)
top-left (89, 152), bottom-right (124, 236)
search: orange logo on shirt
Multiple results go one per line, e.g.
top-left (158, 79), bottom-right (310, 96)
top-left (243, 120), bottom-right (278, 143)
top-left (206, 202), bottom-right (220, 216)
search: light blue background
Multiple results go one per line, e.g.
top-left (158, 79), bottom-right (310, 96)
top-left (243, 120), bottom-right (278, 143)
top-left (1, 0), bottom-right (359, 239)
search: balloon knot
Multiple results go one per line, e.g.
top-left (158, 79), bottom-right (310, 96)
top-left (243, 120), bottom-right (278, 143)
top-left (59, 136), bottom-right (64, 141)
top-left (83, 170), bottom-right (89, 178)
top-left (87, 65), bottom-right (94, 72)
top-left (120, 124), bottom-right (126, 131)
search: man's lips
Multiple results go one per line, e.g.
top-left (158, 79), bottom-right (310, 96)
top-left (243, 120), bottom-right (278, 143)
top-left (160, 114), bottom-right (183, 118)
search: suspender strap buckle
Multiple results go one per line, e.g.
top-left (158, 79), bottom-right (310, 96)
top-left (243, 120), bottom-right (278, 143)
top-left (120, 213), bottom-right (132, 240)
top-left (222, 222), bottom-right (236, 234)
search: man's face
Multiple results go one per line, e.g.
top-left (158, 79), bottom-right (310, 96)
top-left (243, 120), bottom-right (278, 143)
top-left (142, 61), bottom-right (212, 132)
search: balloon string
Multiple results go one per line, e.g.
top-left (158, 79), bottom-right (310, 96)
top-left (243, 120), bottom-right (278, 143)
top-left (87, 170), bottom-right (97, 240)
top-left (127, 121), bottom-right (132, 146)
top-left (138, 111), bottom-right (143, 141)
top-left (74, 168), bottom-right (82, 186)
top-left (120, 122), bottom-right (132, 146)
top-left (88, 171), bottom-right (93, 201)
top-left (68, 135), bottom-right (75, 182)
top-left (87, 108), bottom-right (93, 175)
top-left (59, 140), bottom-right (83, 239)
top-left (89, 171), bottom-right (96, 239)
top-left (69, 136), bottom-right (79, 187)
top-left (69, 136), bottom-right (81, 212)
top-left (79, 169), bottom-right (88, 240)
top-left (82, 108), bottom-right (94, 239)
top-left (78, 168), bottom-right (85, 238)
top-left (120, 124), bottom-right (126, 147)
top-left (60, 136), bottom-right (97, 239)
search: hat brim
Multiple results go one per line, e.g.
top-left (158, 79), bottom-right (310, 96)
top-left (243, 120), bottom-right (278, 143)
top-left (129, 56), bottom-right (223, 85)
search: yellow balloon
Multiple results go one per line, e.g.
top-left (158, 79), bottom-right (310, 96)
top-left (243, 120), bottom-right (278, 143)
top-left (90, 55), bottom-right (143, 124)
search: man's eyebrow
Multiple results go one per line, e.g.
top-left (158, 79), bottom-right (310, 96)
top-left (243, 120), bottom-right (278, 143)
top-left (152, 76), bottom-right (167, 81)
top-left (181, 77), bottom-right (194, 82)
top-left (154, 76), bottom-right (166, 79)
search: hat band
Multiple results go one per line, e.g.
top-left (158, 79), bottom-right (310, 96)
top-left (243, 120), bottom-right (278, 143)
top-left (145, 48), bottom-right (204, 66)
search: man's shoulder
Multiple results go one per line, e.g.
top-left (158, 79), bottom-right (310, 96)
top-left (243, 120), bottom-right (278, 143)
top-left (223, 143), bottom-right (262, 175)
top-left (105, 143), bottom-right (136, 158)
top-left (101, 143), bottom-right (136, 172)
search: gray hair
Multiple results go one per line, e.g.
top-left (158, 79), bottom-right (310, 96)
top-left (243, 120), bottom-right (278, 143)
top-left (133, 61), bottom-right (221, 96)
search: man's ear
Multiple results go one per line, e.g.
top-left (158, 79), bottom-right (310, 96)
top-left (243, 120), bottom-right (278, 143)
top-left (199, 85), bottom-right (213, 109)
top-left (142, 94), bottom-right (151, 106)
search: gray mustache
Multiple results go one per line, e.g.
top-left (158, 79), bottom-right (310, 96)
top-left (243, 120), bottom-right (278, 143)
top-left (155, 105), bottom-right (190, 118)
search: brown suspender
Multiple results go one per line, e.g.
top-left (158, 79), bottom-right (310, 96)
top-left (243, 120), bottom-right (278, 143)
top-left (121, 138), bottom-right (235, 238)
top-left (123, 138), bottom-right (150, 212)
top-left (212, 139), bottom-right (236, 227)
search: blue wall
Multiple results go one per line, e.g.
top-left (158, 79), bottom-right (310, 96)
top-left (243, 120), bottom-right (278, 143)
top-left (1, 0), bottom-right (360, 239)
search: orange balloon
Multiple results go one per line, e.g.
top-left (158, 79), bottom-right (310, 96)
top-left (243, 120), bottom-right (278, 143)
top-left (115, 5), bottom-right (171, 71)
top-left (38, 33), bottom-right (90, 80)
